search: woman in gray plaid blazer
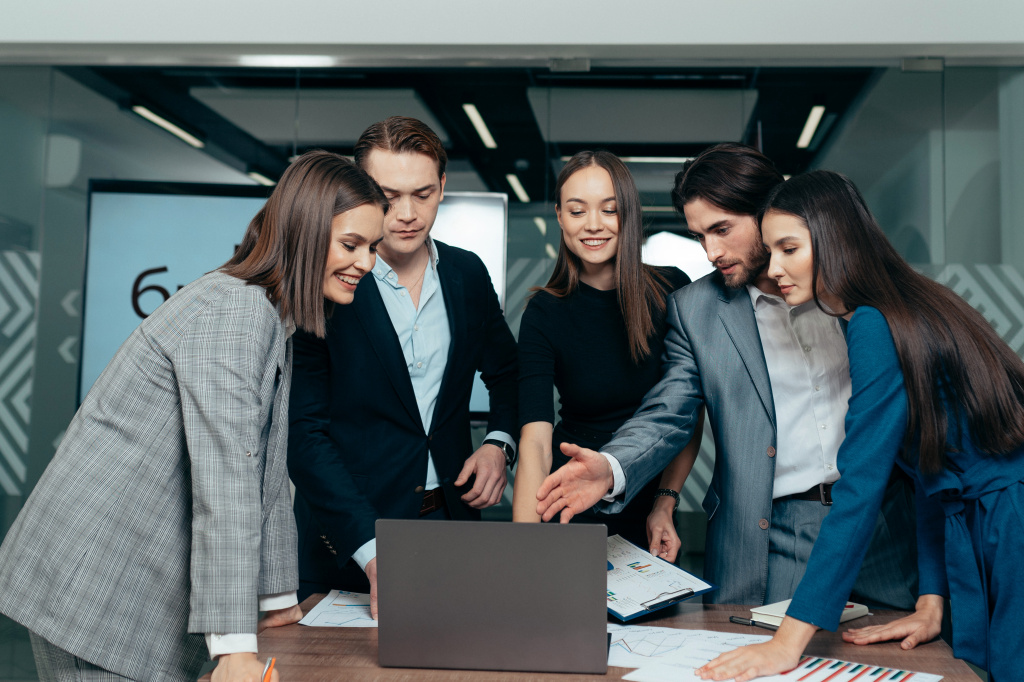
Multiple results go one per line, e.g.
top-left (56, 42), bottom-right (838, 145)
top-left (0, 151), bottom-right (388, 682)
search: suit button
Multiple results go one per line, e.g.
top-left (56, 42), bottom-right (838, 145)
top-left (428, 434), bottom-right (433, 441)
top-left (767, 446), bottom-right (776, 458)
top-left (246, 451), bottom-right (252, 457)
top-left (414, 485), bottom-right (425, 493)
top-left (758, 518), bottom-right (770, 530)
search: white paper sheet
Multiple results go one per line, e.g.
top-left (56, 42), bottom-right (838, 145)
top-left (298, 589), bottom-right (378, 627)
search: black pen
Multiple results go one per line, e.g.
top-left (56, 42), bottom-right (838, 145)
top-left (729, 615), bottom-right (779, 632)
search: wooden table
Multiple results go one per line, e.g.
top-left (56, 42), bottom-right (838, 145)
top-left (203, 595), bottom-right (978, 681)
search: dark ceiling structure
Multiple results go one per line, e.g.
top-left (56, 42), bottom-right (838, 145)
top-left (60, 64), bottom-right (876, 232)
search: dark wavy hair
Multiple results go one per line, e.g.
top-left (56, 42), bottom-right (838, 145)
top-left (221, 150), bottom-right (389, 338)
top-left (672, 143), bottom-right (784, 219)
top-left (537, 150), bottom-right (669, 364)
top-left (763, 170), bottom-right (1024, 473)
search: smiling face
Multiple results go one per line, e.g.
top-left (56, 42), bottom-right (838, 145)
top-left (556, 165), bottom-right (620, 287)
top-left (323, 203), bottom-right (385, 305)
top-left (762, 209), bottom-right (818, 307)
top-left (683, 197), bottom-right (770, 290)
top-left (362, 149), bottom-right (445, 263)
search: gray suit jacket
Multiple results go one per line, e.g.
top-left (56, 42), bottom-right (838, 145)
top-left (601, 272), bottom-right (916, 606)
top-left (0, 271), bottom-right (298, 681)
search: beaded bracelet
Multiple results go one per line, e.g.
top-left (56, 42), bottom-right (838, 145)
top-left (653, 488), bottom-right (680, 511)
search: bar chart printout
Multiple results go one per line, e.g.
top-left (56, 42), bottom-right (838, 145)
top-left (620, 648), bottom-right (944, 682)
top-left (607, 535), bottom-right (716, 620)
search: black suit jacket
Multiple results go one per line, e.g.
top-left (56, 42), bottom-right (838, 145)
top-left (288, 240), bottom-right (518, 589)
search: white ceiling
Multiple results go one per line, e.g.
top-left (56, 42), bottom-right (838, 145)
top-left (190, 87), bottom-right (449, 147)
top-left (528, 88), bottom-right (758, 143)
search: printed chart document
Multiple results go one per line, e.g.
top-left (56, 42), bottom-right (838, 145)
top-left (298, 589), bottom-right (378, 628)
top-left (622, 653), bottom-right (944, 682)
top-left (607, 535), bottom-right (716, 620)
top-left (608, 624), bottom-right (770, 671)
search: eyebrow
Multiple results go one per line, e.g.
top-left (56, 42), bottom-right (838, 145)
top-left (565, 196), bottom-right (617, 204)
top-left (771, 235), bottom-right (801, 247)
top-left (340, 232), bottom-right (369, 242)
top-left (379, 184), bottom-right (436, 194)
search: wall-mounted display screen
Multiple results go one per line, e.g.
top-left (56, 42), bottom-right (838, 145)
top-left (81, 182), bottom-right (507, 416)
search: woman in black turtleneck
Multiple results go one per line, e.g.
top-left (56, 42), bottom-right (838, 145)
top-left (512, 150), bottom-right (703, 556)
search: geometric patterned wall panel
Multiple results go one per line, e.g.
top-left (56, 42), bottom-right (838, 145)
top-left (929, 263), bottom-right (1024, 356)
top-left (0, 251), bottom-right (38, 495)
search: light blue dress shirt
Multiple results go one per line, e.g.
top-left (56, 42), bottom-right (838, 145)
top-left (352, 239), bottom-right (514, 569)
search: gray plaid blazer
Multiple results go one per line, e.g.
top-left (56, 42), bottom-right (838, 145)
top-left (0, 271), bottom-right (298, 682)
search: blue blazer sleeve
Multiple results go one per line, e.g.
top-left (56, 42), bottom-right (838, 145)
top-left (787, 307), bottom-right (911, 630)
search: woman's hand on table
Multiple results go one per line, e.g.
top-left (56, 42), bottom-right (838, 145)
top-left (842, 594), bottom-right (943, 649)
top-left (258, 604), bottom-right (303, 630)
top-left (696, 617), bottom-right (815, 681)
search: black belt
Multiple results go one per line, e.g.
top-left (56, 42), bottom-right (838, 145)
top-left (419, 487), bottom-right (446, 516)
top-left (778, 482), bottom-right (833, 506)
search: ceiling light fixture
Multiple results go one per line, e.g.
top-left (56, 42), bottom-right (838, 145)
top-left (533, 217), bottom-right (547, 236)
top-left (796, 106), bottom-right (826, 149)
top-left (248, 171), bottom-right (277, 186)
top-left (131, 105), bottom-right (204, 149)
top-left (463, 104), bottom-right (497, 149)
top-left (506, 174), bottom-right (530, 203)
top-left (239, 55), bottom-right (338, 68)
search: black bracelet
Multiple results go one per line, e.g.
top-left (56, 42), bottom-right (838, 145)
top-left (654, 488), bottom-right (680, 511)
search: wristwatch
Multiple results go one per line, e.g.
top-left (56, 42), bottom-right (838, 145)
top-left (484, 438), bottom-right (517, 469)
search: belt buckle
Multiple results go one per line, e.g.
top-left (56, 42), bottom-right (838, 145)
top-left (819, 482), bottom-right (833, 506)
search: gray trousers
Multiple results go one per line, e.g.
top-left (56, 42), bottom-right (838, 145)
top-left (29, 633), bottom-right (136, 682)
top-left (765, 477), bottom-right (918, 610)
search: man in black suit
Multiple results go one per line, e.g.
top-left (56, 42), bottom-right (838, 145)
top-left (289, 116), bottom-right (518, 616)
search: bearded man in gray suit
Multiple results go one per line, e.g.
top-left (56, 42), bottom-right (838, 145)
top-left (537, 144), bottom-right (918, 609)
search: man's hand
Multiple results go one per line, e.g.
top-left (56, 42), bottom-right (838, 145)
top-left (647, 497), bottom-right (681, 562)
top-left (455, 443), bottom-right (507, 509)
top-left (536, 443), bottom-right (613, 523)
top-left (212, 653), bottom-right (278, 682)
top-left (365, 557), bottom-right (379, 620)
top-left (257, 604), bottom-right (302, 632)
top-left (843, 594), bottom-right (943, 649)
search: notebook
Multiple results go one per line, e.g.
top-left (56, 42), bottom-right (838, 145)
top-left (751, 598), bottom-right (869, 627)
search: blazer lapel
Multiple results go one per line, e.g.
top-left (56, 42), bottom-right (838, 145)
top-left (431, 256), bottom-right (463, 430)
top-left (353, 278), bottom-right (423, 428)
top-left (716, 283), bottom-right (777, 428)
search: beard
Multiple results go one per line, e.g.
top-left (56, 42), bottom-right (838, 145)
top-left (719, 240), bottom-right (770, 289)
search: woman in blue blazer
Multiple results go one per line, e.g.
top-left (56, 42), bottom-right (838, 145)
top-left (0, 152), bottom-right (388, 682)
top-left (699, 171), bottom-right (1024, 682)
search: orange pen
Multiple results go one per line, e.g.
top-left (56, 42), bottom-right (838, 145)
top-left (261, 657), bottom-right (276, 682)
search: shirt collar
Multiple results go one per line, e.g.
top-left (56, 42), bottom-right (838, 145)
top-left (747, 283), bottom-right (786, 309)
top-left (373, 237), bottom-right (440, 284)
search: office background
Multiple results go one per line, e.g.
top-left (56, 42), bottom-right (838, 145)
top-left (2, 3), bottom-right (1023, 679)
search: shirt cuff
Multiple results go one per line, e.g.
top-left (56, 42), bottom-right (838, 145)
top-left (205, 633), bottom-right (258, 659)
top-left (352, 538), bottom-right (377, 571)
top-left (483, 430), bottom-right (516, 454)
top-left (259, 591), bottom-right (298, 612)
top-left (600, 453), bottom-right (626, 501)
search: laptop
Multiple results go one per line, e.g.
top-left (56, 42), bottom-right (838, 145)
top-left (376, 519), bottom-right (608, 674)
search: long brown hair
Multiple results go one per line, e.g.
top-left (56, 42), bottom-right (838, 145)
top-left (764, 170), bottom-right (1024, 472)
top-left (539, 151), bottom-right (669, 364)
top-left (222, 150), bottom-right (388, 338)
